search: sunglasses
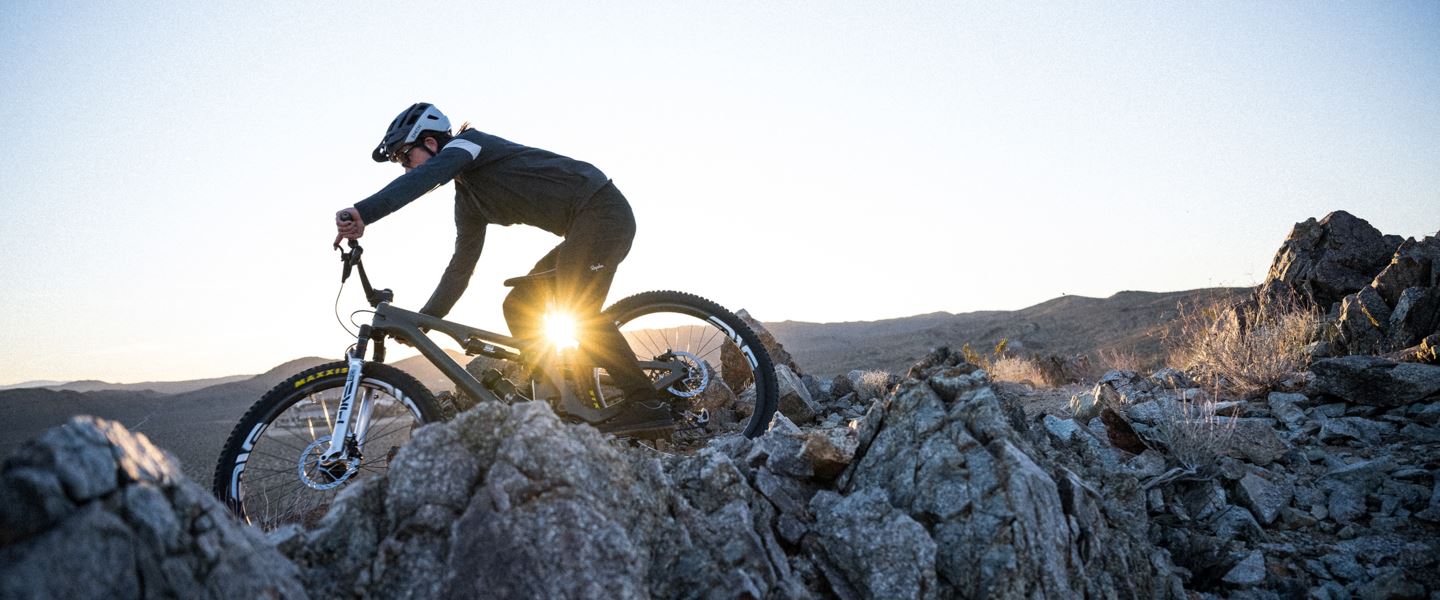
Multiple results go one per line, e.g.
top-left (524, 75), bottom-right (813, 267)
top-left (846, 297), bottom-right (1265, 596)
top-left (390, 143), bottom-right (416, 165)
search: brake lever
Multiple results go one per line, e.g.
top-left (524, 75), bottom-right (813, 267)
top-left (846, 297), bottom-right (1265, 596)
top-left (338, 212), bottom-right (361, 283)
top-left (341, 246), bottom-right (354, 283)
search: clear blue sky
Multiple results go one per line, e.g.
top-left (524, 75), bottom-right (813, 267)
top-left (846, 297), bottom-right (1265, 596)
top-left (2, 1), bottom-right (1437, 384)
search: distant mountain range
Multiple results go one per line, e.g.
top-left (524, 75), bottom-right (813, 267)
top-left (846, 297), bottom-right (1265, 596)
top-left (0, 351), bottom-right (471, 394)
top-left (0, 350), bottom-right (471, 484)
top-left (764, 287), bottom-right (1251, 377)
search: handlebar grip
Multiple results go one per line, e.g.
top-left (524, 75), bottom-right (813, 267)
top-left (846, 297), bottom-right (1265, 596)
top-left (338, 211), bottom-right (354, 223)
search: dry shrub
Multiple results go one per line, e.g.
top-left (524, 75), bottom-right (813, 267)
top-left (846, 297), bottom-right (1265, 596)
top-left (988, 356), bottom-right (1052, 388)
top-left (854, 370), bottom-right (893, 401)
top-left (1094, 348), bottom-right (1152, 374)
top-left (1147, 394), bottom-right (1237, 477)
top-left (1165, 297), bottom-right (1318, 397)
top-left (1080, 379), bottom-right (1240, 484)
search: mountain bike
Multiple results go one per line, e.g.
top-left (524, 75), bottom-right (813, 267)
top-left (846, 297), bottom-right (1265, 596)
top-left (212, 239), bottom-right (778, 530)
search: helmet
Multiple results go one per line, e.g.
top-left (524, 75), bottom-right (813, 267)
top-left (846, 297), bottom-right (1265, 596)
top-left (372, 103), bottom-right (451, 163)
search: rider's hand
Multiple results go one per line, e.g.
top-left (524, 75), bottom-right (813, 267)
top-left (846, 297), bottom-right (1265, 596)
top-left (333, 208), bottom-right (365, 249)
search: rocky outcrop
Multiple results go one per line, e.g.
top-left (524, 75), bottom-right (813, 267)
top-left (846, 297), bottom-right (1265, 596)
top-left (837, 347), bottom-right (1184, 598)
top-left (1336, 235), bottom-right (1440, 355)
top-left (1258, 211), bottom-right (1403, 311)
top-left (274, 347), bottom-right (1188, 599)
top-left (0, 416), bottom-right (305, 599)
top-left (279, 400), bottom-right (810, 599)
top-left (1036, 349), bottom-right (1440, 594)
top-left (1256, 211), bottom-right (1440, 360)
top-left (8, 337), bottom-right (1440, 598)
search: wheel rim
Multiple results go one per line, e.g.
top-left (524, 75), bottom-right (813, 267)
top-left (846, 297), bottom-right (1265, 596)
top-left (231, 381), bottom-right (421, 530)
top-left (609, 304), bottom-right (767, 446)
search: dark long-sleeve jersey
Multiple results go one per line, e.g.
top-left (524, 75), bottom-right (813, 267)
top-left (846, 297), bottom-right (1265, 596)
top-left (353, 129), bottom-right (611, 318)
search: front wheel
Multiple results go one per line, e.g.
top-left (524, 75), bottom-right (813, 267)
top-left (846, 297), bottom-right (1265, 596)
top-left (211, 361), bottom-right (443, 531)
top-left (600, 291), bottom-right (778, 447)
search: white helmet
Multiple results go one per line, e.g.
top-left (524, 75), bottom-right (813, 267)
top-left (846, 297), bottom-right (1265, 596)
top-left (372, 103), bottom-right (451, 163)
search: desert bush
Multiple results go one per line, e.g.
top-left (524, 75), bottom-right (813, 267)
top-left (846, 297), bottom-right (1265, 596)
top-left (1094, 348), bottom-right (1153, 375)
top-left (1165, 298), bottom-right (1319, 397)
top-left (1073, 378), bottom-right (1237, 482)
top-left (1146, 394), bottom-right (1236, 476)
top-left (853, 370), bottom-right (893, 401)
top-left (988, 356), bottom-right (1051, 387)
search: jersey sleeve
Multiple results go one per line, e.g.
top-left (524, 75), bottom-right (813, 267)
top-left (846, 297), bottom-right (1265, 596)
top-left (353, 143), bottom-right (479, 224)
top-left (417, 202), bottom-right (488, 319)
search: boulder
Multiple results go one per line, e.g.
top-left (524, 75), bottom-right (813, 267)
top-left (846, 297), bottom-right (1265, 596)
top-left (800, 426), bottom-right (861, 480)
top-left (1320, 457), bottom-right (1398, 490)
top-left (0, 416), bottom-right (306, 600)
top-left (1309, 356), bottom-right (1440, 407)
top-left (1234, 470), bottom-right (1293, 526)
top-left (1394, 333), bottom-right (1440, 365)
top-left (1371, 236), bottom-right (1440, 305)
top-left (731, 309), bottom-right (805, 377)
top-left (1067, 385), bottom-right (1106, 421)
top-left (1222, 550), bottom-right (1266, 586)
top-left (773, 364), bottom-right (821, 424)
top-left (1386, 287), bottom-right (1440, 350)
top-left (1317, 416), bottom-right (1396, 445)
top-left (809, 489), bottom-right (938, 599)
top-left (1220, 418), bottom-right (1291, 467)
top-left (1258, 211), bottom-right (1403, 310)
top-left (1266, 392), bottom-right (1308, 431)
top-left (843, 369), bottom-right (1182, 598)
top-left (1336, 286), bottom-right (1392, 354)
top-left (287, 401), bottom-right (805, 598)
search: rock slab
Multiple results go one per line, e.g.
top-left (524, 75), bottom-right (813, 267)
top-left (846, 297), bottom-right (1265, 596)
top-left (0, 416), bottom-right (306, 600)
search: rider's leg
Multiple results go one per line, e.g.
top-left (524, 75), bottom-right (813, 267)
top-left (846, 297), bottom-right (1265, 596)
top-left (551, 184), bottom-right (665, 408)
top-left (502, 247), bottom-right (560, 352)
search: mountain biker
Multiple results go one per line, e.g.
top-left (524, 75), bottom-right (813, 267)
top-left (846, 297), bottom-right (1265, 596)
top-left (332, 102), bottom-right (672, 435)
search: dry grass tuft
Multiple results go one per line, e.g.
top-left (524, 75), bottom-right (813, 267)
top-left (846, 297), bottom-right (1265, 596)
top-left (1094, 348), bottom-right (1153, 375)
top-left (854, 370), bottom-right (893, 401)
top-left (1147, 394), bottom-right (1237, 476)
top-left (1165, 298), bottom-right (1319, 397)
top-left (989, 356), bottom-right (1051, 388)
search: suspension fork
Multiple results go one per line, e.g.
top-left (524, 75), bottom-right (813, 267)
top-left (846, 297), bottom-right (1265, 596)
top-left (321, 325), bottom-right (372, 463)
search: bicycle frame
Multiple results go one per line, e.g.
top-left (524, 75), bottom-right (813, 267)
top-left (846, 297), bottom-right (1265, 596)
top-left (319, 243), bottom-right (689, 463)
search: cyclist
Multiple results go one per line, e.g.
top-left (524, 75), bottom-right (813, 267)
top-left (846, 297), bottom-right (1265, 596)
top-left (333, 102), bottom-right (672, 435)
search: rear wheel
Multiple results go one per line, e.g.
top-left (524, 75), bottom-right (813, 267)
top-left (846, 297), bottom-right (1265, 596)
top-left (211, 361), bottom-right (442, 530)
top-left (599, 291), bottom-right (778, 449)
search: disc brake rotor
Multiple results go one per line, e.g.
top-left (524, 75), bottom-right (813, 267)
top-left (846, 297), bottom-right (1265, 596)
top-left (297, 436), bottom-right (359, 490)
top-left (665, 350), bottom-right (710, 398)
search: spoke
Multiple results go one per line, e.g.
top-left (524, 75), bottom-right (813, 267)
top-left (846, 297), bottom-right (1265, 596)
top-left (241, 468), bottom-right (303, 488)
top-left (640, 328), bottom-right (668, 359)
top-left (319, 395), bottom-right (334, 430)
top-left (258, 436), bottom-right (310, 455)
top-left (268, 486), bottom-right (326, 522)
top-left (246, 449), bottom-right (304, 464)
top-left (365, 420), bottom-right (413, 442)
top-left (695, 327), bottom-right (725, 360)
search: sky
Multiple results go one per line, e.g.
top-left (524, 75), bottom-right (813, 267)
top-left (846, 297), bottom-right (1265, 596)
top-left (1, 1), bottom-right (1437, 385)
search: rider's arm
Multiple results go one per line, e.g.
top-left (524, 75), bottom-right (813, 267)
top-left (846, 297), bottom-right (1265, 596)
top-left (353, 141), bottom-right (481, 225)
top-left (417, 204), bottom-right (487, 319)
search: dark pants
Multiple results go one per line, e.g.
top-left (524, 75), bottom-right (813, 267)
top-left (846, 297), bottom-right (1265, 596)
top-left (501, 182), bottom-right (653, 398)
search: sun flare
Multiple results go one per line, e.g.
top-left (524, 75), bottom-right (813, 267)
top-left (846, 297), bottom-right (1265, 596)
top-left (544, 312), bottom-right (580, 351)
